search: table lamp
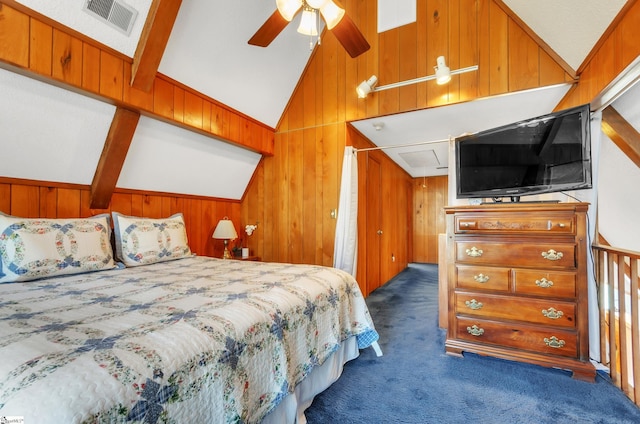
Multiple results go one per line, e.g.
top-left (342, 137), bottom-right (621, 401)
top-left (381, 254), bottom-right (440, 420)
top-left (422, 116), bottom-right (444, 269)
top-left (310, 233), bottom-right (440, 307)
top-left (212, 217), bottom-right (238, 259)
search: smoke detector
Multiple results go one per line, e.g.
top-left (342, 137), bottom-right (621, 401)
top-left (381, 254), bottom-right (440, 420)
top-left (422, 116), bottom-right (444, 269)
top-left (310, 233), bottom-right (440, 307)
top-left (83, 0), bottom-right (138, 36)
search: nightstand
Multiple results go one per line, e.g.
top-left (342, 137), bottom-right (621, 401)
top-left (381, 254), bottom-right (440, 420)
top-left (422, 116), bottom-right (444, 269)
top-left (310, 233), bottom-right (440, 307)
top-left (233, 256), bottom-right (261, 261)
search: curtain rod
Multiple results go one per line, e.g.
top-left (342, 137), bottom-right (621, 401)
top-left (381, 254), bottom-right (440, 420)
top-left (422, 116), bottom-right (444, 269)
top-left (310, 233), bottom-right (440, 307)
top-left (353, 136), bottom-right (455, 153)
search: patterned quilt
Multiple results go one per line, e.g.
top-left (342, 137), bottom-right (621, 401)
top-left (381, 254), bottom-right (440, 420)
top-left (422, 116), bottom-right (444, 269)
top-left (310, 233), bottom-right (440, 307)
top-left (0, 256), bottom-right (378, 423)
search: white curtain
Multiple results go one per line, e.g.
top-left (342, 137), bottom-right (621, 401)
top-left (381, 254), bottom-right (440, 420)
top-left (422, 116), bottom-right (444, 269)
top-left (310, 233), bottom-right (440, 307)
top-left (333, 146), bottom-right (358, 277)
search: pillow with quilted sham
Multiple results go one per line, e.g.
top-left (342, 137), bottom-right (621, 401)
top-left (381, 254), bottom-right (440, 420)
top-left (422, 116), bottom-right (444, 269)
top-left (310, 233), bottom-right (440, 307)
top-left (0, 213), bottom-right (115, 283)
top-left (112, 212), bottom-right (192, 267)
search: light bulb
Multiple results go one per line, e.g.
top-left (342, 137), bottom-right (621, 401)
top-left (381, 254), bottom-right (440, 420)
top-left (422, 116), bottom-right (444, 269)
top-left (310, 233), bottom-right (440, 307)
top-left (276, 0), bottom-right (302, 21)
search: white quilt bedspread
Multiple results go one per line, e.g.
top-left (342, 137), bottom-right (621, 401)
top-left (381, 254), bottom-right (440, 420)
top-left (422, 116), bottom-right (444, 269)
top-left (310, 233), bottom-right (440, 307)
top-left (0, 256), bottom-right (378, 423)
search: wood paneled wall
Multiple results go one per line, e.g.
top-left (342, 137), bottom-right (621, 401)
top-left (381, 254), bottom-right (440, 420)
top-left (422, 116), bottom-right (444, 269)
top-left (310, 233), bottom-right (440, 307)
top-left (0, 1), bottom-right (274, 156)
top-left (557, 1), bottom-right (640, 110)
top-left (0, 178), bottom-right (240, 259)
top-left (241, 0), bottom-right (571, 290)
top-left (413, 176), bottom-right (449, 264)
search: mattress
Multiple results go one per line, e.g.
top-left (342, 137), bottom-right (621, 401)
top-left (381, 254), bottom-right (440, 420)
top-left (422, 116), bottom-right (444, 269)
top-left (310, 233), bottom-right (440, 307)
top-left (0, 256), bottom-right (378, 423)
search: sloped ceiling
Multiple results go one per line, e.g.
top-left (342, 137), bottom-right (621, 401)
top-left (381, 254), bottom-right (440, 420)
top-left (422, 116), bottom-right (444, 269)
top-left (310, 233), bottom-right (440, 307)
top-left (0, 0), bottom-right (633, 198)
top-left (502, 0), bottom-right (628, 71)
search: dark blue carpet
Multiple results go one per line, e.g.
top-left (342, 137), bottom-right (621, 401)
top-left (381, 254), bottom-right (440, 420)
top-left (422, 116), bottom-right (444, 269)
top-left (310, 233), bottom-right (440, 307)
top-left (304, 263), bottom-right (640, 424)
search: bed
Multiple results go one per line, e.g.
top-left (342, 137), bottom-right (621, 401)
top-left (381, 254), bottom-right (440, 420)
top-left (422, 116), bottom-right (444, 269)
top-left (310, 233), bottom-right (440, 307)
top-left (0, 213), bottom-right (379, 423)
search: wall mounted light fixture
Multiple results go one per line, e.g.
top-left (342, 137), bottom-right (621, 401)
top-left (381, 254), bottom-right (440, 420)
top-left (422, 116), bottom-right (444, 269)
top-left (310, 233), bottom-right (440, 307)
top-left (356, 56), bottom-right (478, 98)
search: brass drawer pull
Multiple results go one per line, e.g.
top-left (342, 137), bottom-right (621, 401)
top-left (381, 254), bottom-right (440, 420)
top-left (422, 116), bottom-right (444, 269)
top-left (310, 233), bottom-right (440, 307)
top-left (466, 247), bottom-right (483, 257)
top-left (535, 278), bottom-right (554, 288)
top-left (544, 336), bottom-right (566, 349)
top-left (541, 249), bottom-right (563, 261)
top-left (465, 299), bottom-right (483, 310)
top-left (474, 273), bottom-right (490, 283)
top-left (542, 307), bottom-right (564, 320)
top-left (467, 325), bottom-right (484, 336)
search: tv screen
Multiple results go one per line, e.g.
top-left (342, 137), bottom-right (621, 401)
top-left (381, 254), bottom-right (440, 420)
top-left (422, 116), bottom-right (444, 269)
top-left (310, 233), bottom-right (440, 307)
top-left (455, 104), bottom-right (592, 200)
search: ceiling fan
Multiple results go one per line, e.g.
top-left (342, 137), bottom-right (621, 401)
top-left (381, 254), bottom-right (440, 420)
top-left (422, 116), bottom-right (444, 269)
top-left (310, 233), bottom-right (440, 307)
top-left (248, 0), bottom-right (370, 58)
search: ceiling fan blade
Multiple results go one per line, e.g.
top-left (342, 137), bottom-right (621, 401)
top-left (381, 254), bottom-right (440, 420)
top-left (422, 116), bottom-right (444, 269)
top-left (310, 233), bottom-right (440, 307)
top-left (248, 10), bottom-right (289, 47)
top-left (330, 13), bottom-right (370, 58)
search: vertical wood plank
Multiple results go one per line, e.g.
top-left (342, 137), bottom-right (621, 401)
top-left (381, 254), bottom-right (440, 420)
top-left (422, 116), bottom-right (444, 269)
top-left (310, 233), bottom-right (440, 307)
top-left (82, 43), bottom-right (101, 94)
top-left (142, 194), bottom-right (163, 218)
top-left (288, 130), bottom-right (304, 264)
top-left (460, 0), bottom-right (478, 101)
top-left (0, 4), bottom-right (29, 68)
top-left (0, 184), bottom-right (11, 214)
top-left (323, 33), bottom-right (339, 124)
top-left (153, 78), bottom-right (174, 119)
top-left (39, 186), bottom-right (57, 218)
top-left (111, 193), bottom-right (133, 216)
top-left (426, 0), bottom-right (449, 107)
top-left (447, 0), bottom-right (461, 104)
top-left (314, 127), bottom-right (325, 265)
top-left (274, 132), bottom-right (290, 263)
top-left (416, 0), bottom-right (429, 109)
top-left (488, 1), bottom-right (508, 95)
top-left (288, 83), bottom-right (305, 131)
top-left (200, 199), bottom-right (216, 257)
top-left (184, 91), bottom-right (203, 129)
top-left (508, 20), bottom-right (539, 91)
top-left (378, 28), bottom-right (399, 115)
top-left (56, 188), bottom-right (81, 218)
top-left (52, 29), bottom-right (83, 86)
top-left (99, 51), bottom-right (124, 100)
top-left (398, 22), bottom-right (418, 111)
top-left (10, 185), bottom-right (39, 217)
top-left (302, 126), bottom-right (317, 265)
top-left (173, 86), bottom-right (184, 123)
top-left (29, 19), bottom-right (52, 76)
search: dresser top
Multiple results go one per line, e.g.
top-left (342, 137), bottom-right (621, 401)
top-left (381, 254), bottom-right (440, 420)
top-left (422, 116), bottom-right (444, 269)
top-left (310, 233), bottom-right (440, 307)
top-left (444, 202), bottom-right (589, 214)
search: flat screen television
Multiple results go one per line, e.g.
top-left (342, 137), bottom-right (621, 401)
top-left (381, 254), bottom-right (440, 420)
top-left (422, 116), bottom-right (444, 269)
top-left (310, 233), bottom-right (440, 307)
top-left (455, 104), bottom-right (592, 201)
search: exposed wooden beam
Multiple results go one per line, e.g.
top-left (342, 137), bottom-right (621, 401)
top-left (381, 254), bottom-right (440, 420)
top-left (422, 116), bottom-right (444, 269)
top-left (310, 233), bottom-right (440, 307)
top-left (90, 107), bottom-right (141, 209)
top-left (131, 0), bottom-right (182, 92)
top-left (602, 105), bottom-right (640, 169)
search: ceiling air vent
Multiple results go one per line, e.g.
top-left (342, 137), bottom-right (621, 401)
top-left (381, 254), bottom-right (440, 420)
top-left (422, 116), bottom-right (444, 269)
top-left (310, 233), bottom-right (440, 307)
top-left (83, 0), bottom-right (138, 36)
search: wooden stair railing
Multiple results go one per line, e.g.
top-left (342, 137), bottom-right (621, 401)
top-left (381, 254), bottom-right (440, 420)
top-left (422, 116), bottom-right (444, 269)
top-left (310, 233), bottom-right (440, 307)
top-left (592, 244), bottom-right (640, 407)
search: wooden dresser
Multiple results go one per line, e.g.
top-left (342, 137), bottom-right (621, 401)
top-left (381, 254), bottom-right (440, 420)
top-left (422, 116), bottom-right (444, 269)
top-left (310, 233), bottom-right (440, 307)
top-left (444, 203), bottom-right (595, 382)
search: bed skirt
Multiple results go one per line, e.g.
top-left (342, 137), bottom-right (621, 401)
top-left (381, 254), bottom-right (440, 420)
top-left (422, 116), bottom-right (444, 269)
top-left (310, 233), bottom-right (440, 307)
top-left (262, 336), bottom-right (359, 424)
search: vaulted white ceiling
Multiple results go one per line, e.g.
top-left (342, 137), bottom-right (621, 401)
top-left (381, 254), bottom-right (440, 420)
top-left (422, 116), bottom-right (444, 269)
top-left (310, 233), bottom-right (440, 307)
top-left (1, 0), bottom-right (634, 197)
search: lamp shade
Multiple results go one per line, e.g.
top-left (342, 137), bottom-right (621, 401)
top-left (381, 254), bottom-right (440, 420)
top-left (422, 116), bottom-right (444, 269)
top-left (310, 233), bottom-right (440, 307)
top-left (297, 8), bottom-right (318, 35)
top-left (320, 1), bottom-right (344, 29)
top-left (276, 0), bottom-right (302, 21)
top-left (306, 0), bottom-right (329, 9)
top-left (212, 218), bottom-right (238, 240)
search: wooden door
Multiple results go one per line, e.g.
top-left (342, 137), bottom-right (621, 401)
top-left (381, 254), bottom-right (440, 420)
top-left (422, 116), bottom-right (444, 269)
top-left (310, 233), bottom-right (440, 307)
top-left (366, 156), bottom-right (382, 294)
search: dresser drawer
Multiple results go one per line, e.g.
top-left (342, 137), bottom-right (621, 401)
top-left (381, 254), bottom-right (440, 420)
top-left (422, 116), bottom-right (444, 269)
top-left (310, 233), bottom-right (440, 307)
top-left (456, 265), bottom-right (510, 291)
top-left (514, 269), bottom-right (577, 298)
top-left (455, 241), bottom-right (576, 269)
top-left (455, 293), bottom-right (576, 328)
top-left (455, 317), bottom-right (578, 358)
top-left (455, 213), bottom-right (575, 235)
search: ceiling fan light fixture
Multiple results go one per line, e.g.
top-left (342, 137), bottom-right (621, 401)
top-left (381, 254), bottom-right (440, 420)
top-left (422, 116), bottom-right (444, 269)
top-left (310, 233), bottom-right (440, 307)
top-left (435, 55), bottom-right (451, 85)
top-left (297, 7), bottom-right (318, 36)
top-left (320, 1), bottom-right (345, 29)
top-left (276, 0), bottom-right (302, 21)
top-left (356, 75), bottom-right (378, 98)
